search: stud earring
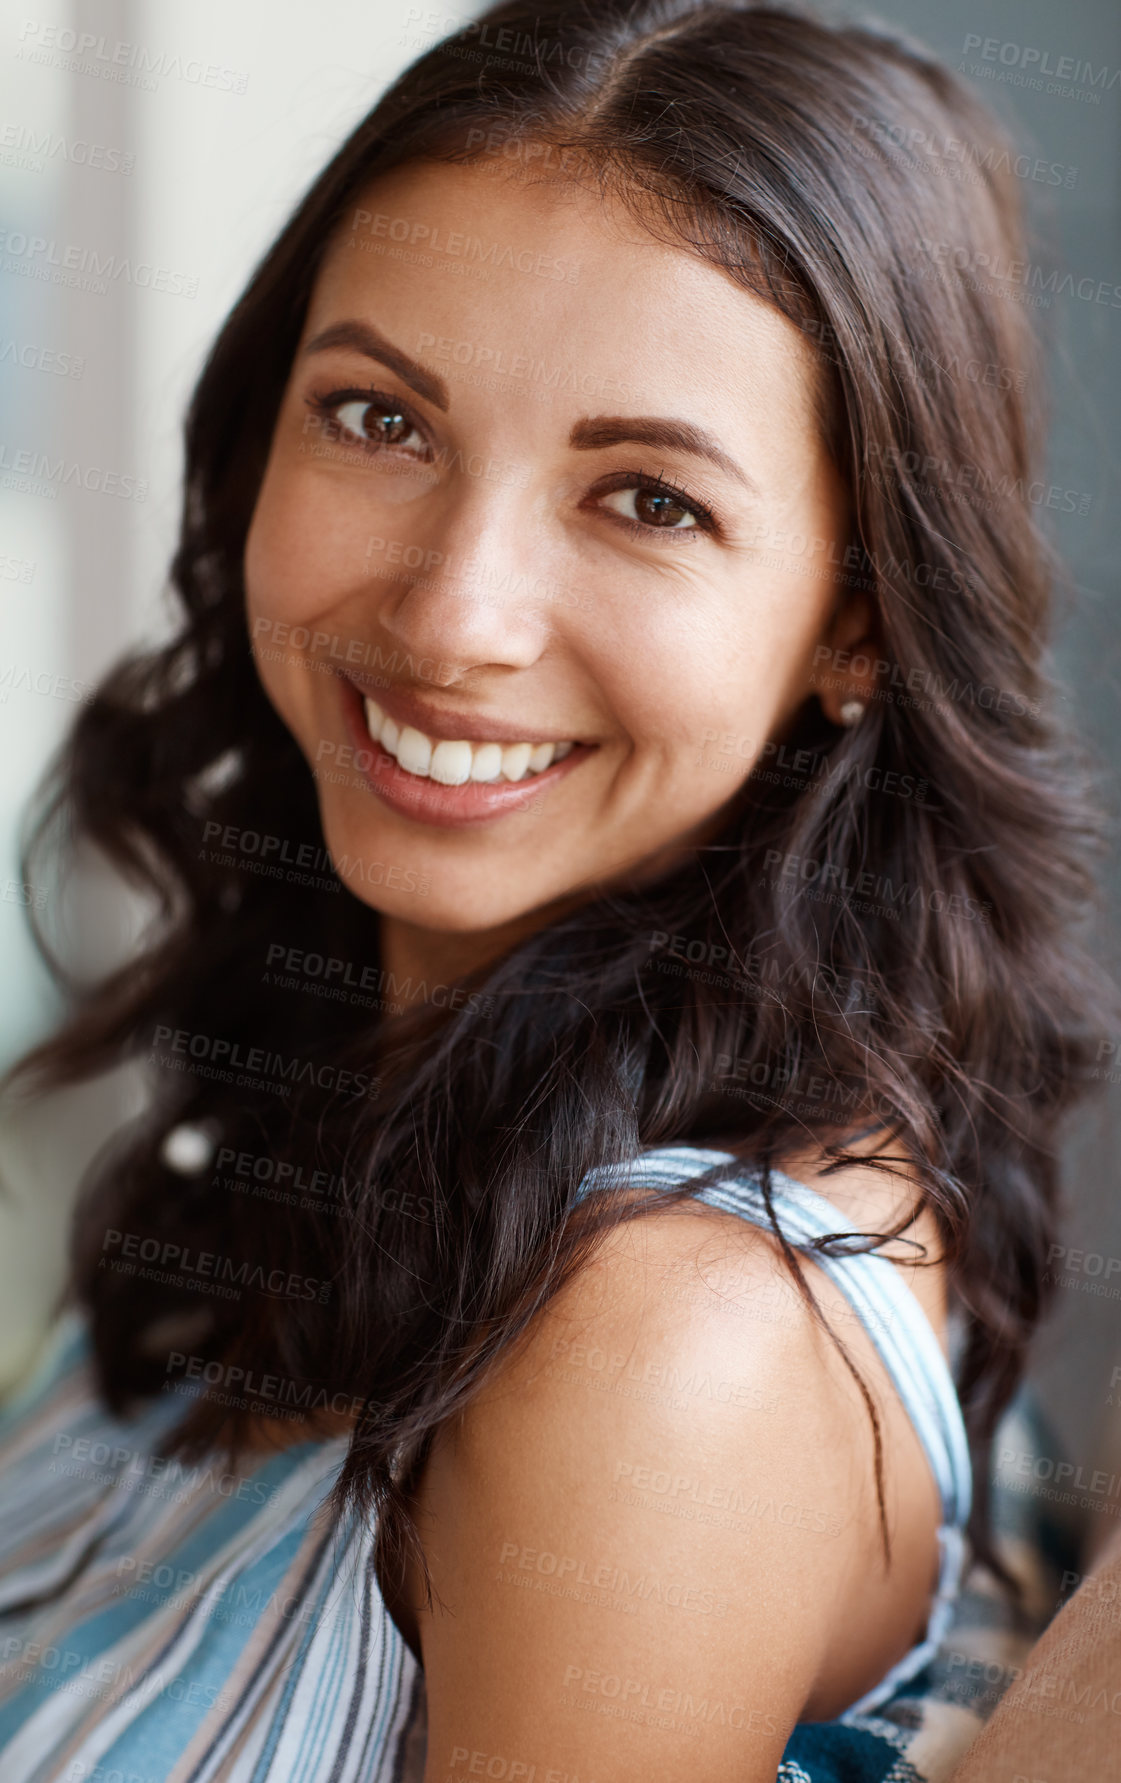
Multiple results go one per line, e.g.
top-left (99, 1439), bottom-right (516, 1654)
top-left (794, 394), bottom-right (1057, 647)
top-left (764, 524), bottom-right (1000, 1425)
top-left (839, 699), bottom-right (866, 727)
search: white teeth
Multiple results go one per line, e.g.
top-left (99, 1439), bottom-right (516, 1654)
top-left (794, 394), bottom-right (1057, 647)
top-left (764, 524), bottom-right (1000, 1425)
top-left (470, 742), bottom-right (503, 782)
top-left (360, 693), bottom-right (576, 784)
top-left (528, 742), bottom-right (556, 774)
top-left (500, 742), bottom-right (532, 783)
top-left (395, 726), bottom-right (432, 778)
top-left (429, 739), bottom-right (473, 785)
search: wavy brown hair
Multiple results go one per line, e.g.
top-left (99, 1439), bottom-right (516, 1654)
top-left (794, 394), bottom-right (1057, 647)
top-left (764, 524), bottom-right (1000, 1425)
top-left (10, 0), bottom-right (1109, 1594)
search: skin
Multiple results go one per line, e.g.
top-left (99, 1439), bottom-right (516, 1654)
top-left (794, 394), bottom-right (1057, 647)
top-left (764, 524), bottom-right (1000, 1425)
top-left (243, 159), bottom-right (952, 1778)
top-left (244, 158), bottom-right (879, 989)
top-left (946, 1518), bottom-right (1121, 1781)
top-left (405, 1199), bottom-right (946, 1779)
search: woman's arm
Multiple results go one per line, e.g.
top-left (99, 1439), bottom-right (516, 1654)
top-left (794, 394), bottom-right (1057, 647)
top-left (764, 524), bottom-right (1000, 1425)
top-left (947, 1519), bottom-right (1121, 1782)
top-left (408, 1201), bottom-right (943, 1783)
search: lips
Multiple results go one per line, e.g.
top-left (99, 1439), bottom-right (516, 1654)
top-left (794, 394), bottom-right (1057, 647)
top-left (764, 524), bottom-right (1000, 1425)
top-left (334, 675), bottom-right (592, 829)
top-left (362, 694), bottom-right (574, 786)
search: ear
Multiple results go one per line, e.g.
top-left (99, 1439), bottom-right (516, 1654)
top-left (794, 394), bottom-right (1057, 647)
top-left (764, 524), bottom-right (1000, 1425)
top-left (811, 589), bottom-right (880, 727)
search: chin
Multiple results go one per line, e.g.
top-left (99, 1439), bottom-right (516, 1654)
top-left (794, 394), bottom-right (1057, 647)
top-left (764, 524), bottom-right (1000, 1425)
top-left (317, 833), bottom-right (527, 939)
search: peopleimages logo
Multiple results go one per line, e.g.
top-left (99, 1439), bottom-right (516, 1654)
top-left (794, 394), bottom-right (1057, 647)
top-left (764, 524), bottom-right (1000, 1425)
top-left (917, 238), bottom-right (1121, 311)
top-left (761, 848), bottom-right (992, 924)
top-left (0, 337), bottom-right (83, 378)
top-left (100, 1228), bottom-right (331, 1303)
top-left (0, 230), bottom-right (197, 298)
top-left (16, 21), bottom-right (250, 94)
top-left (148, 1025), bottom-right (380, 1101)
top-left (163, 1351), bottom-right (368, 1421)
top-left (961, 33), bottom-right (1121, 96)
top-left (0, 443), bottom-right (146, 501)
top-left (0, 663), bottom-right (94, 704)
top-left (348, 209), bottom-right (580, 284)
top-left (0, 122), bottom-right (134, 173)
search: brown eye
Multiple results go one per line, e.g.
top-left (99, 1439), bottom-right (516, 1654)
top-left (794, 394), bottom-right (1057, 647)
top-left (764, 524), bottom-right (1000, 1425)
top-left (369, 409), bottom-right (412, 443)
top-left (634, 488), bottom-right (693, 527)
top-left (601, 484), bottom-right (702, 531)
top-left (332, 399), bottom-right (425, 453)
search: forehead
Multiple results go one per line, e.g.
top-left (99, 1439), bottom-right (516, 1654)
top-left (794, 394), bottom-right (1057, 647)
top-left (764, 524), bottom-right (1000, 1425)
top-left (305, 158), bottom-right (826, 445)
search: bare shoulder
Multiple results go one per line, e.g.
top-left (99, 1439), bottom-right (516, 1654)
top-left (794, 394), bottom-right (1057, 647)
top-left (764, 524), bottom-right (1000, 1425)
top-left (776, 1128), bottom-right (950, 1354)
top-left (408, 1190), bottom-right (943, 1783)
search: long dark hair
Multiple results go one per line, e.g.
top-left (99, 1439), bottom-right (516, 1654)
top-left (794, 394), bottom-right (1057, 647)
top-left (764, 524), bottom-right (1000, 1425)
top-left (10, 0), bottom-right (1109, 1592)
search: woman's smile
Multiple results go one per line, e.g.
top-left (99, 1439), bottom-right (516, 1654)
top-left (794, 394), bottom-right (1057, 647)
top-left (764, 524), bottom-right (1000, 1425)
top-left (244, 157), bottom-right (857, 932)
top-left (6, 4), bottom-right (1102, 1780)
top-left (336, 670), bottom-right (592, 828)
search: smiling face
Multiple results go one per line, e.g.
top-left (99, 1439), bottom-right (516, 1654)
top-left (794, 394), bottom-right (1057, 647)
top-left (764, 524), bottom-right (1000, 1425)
top-left (244, 158), bottom-right (869, 947)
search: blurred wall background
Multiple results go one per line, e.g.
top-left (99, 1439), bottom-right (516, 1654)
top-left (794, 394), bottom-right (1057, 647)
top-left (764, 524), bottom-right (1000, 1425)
top-left (1, 0), bottom-right (1119, 1528)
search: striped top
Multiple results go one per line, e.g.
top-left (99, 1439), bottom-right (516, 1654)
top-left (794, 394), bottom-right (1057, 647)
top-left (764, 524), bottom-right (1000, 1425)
top-left (0, 1145), bottom-right (971, 1780)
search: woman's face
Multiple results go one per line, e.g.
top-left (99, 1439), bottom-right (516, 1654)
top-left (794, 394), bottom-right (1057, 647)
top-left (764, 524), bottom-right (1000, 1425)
top-left (245, 159), bottom-right (859, 936)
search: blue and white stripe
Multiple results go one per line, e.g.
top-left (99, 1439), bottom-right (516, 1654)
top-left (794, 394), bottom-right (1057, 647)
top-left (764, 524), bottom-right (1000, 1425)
top-left (0, 1144), bottom-right (972, 1776)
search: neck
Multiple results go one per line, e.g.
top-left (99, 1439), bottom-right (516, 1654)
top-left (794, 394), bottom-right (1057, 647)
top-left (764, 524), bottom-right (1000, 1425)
top-left (378, 909), bottom-right (544, 1006)
top-left (377, 830), bottom-right (722, 1007)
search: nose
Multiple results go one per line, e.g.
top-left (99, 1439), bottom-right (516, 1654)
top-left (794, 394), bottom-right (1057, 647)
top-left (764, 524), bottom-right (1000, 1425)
top-left (370, 479), bottom-right (555, 681)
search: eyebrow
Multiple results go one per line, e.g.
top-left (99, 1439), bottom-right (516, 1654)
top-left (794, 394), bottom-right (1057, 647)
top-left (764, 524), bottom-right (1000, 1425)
top-left (301, 320), bottom-right (449, 411)
top-left (569, 416), bottom-right (757, 492)
top-left (301, 324), bottom-right (754, 492)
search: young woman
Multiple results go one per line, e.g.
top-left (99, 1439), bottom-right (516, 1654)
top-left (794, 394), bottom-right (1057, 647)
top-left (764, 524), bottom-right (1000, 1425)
top-left (0, 2), bottom-right (1107, 1779)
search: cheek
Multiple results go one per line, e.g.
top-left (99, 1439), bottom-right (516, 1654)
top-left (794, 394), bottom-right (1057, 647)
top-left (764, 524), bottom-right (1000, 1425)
top-left (242, 469), bottom-right (337, 743)
top-left (245, 467), bottom-right (305, 627)
top-left (590, 600), bottom-right (759, 764)
top-left (593, 567), bottom-right (830, 793)
top-left (244, 455), bottom-right (366, 630)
